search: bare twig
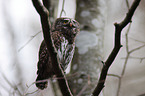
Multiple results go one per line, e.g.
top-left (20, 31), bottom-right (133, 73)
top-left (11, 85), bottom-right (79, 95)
top-left (18, 31), bottom-right (41, 52)
top-left (107, 74), bottom-right (121, 79)
top-left (92, 0), bottom-right (141, 95)
top-left (117, 24), bottom-right (134, 95)
top-left (31, 0), bottom-right (72, 96)
top-left (126, 56), bottom-right (145, 63)
top-left (116, 0), bottom-right (144, 95)
top-left (125, 24), bottom-right (131, 53)
top-left (24, 90), bottom-right (38, 96)
top-left (117, 25), bottom-right (130, 96)
top-left (117, 54), bottom-right (129, 96)
top-left (23, 82), bottom-right (38, 96)
top-left (77, 83), bottom-right (89, 96)
top-left (125, 0), bottom-right (130, 9)
top-left (129, 44), bottom-right (145, 53)
top-left (117, 12), bottom-right (145, 96)
top-left (129, 36), bottom-right (145, 44)
top-left (1, 73), bottom-right (22, 96)
top-left (77, 75), bottom-right (92, 96)
top-left (59, 0), bottom-right (66, 17)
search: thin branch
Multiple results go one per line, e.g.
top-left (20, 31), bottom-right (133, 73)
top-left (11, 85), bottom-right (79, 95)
top-left (1, 73), bottom-right (13, 88)
top-left (129, 44), bottom-right (145, 53)
top-left (121, 56), bottom-right (145, 59)
top-left (116, 54), bottom-right (129, 96)
top-left (116, 23), bottom-right (132, 96)
top-left (125, 24), bottom-right (131, 53)
top-left (116, 0), bottom-right (144, 95)
top-left (92, 0), bottom-right (141, 95)
top-left (59, 0), bottom-right (66, 17)
top-left (125, 0), bottom-right (130, 9)
top-left (42, 0), bottom-right (51, 10)
top-left (118, 43), bottom-right (145, 84)
top-left (18, 31), bottom-right (41, 52)
top-left (77, 75), bottom-right (92, 96)
top-left (31, 0), bottom-right (72, 96)
top-left (1, 73), bottom-right (22, 96)
top-left (24, 90), bottom-right (38, 96)
top-left (126, 56), bottom-right (145, 63)
top-left (107, 74), bottom-right (121, 79)
top-left (77, 83), bottom-right (89, 96)
top-left (129, 36), bottom-right (145, 44)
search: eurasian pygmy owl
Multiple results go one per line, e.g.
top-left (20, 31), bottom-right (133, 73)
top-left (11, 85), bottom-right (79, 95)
top-left (36, 17), bottom-right (80, 90)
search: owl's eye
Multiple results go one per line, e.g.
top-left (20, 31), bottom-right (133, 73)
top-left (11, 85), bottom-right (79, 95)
top-left (63, 19), bottom-right (70, 24)
top-left (73, 21), bottom-right (76, 24)
top-left (73, 21), bottom-right (79, 27)
top-left (63, 21), bottom-right (67, 24)
top-left (63, 20), bottom-right (69, 24)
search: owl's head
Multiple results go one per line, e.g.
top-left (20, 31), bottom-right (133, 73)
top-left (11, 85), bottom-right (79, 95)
top-left (52, 17), bottom-right (80, 43)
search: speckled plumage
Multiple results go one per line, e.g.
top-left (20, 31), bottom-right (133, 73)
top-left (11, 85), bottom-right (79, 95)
top-left (36, 17), bottom-right (80, 90)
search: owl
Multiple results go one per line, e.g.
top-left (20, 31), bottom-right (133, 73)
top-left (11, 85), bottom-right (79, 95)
top-left (36, 17), bottom-right (80, 90)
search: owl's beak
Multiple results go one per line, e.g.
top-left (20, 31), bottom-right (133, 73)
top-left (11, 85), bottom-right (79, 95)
top-left (69, 23), bottom-right (73, 27)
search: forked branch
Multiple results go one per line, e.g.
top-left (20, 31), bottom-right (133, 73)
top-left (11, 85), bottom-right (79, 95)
top-left (92, 0), bottom-right (141, 95)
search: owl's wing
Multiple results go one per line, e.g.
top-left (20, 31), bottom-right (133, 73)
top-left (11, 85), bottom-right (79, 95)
top-left (38, 40), bottom-right (46, 58)
top-left (37, 41), bottom-right (48, 74)
top-left (36, 40), bottom-right (53, 90)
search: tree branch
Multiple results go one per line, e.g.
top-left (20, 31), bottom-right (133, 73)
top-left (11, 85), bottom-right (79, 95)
top-left (92, 0), bottom-right (141, 95)
top-left (31, 0), bottom-right (72, 96)
top-left (42, 0), bottom-right (51, 10)
top-left (59, 0), bottom-right (66, 17)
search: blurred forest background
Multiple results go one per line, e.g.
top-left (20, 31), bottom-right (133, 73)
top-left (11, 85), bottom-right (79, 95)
top-left (0, 0), bottom-right (145, 96)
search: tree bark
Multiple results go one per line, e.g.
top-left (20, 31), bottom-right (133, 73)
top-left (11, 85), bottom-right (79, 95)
top-left (68, 0), bottom-right (106, 96)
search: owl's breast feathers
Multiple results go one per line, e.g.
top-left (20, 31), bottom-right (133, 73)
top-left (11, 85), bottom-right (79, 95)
top-left (51, 31), bottom-right (75, 70)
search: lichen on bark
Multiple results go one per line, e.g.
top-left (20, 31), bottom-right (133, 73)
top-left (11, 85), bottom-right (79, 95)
top-left (68, 0), bottom-right (106, 95)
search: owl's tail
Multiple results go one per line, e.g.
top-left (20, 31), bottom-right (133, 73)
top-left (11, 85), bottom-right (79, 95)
top-left (35, 74), bottom-right (50, 90)
top-left (35, 40), bottom-right (52, 90)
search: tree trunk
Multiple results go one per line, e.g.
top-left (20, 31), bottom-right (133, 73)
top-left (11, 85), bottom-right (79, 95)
top-left (68, 0), bottom-right (106, 96)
